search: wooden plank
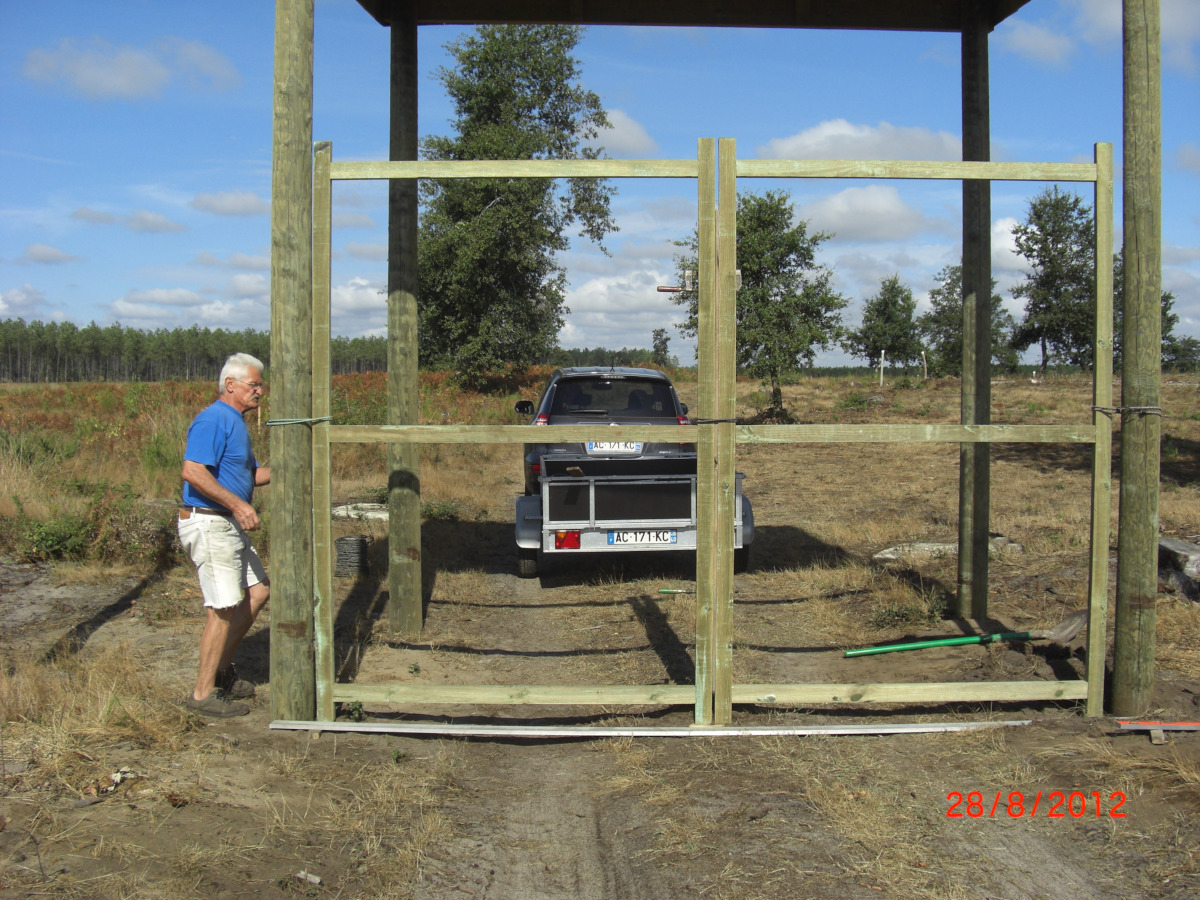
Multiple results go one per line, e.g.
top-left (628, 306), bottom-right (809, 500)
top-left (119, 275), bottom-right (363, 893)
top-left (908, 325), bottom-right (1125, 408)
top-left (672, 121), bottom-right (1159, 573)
top-left (273, 719), bottom-right (1032, 737)
top-left (312, 142), bottom-right (335, 723)
top-left (268, 0), bottom-right (316, 723)
top-left (737, 424), bottom-right (1096, 444)
top-left (334, 683), bottom-right (695, 705)
top-left (694, 138), bottom-right (717, 726)
top-left (732, 681), bottom-right (1089, 704)
top-left (326, 423), bottom-right (1098, 445)
top-left (712, 138), bottom-right (738, 725)
top-left (387, 13), bottom-right (422, 634)
top-left (736, 159), bottom-right (1098, 182)
top-left (330, 158), bottom-right (699, 180)
top-left (1113, 2), bottom-right (1163, 717)
top-left (1088, 143), bottom-right (1115, 718)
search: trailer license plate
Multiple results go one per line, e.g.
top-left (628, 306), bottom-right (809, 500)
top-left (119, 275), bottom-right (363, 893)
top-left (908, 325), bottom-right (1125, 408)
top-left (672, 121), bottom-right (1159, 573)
top-left (587, 441), bottom-right (642, 454)
top-left (608, 530), bottom-right (677, 545)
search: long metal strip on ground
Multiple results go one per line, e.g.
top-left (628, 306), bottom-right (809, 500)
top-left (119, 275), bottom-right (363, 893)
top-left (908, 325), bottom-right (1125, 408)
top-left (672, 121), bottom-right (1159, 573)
top-left (270, 720), bottom-right (1031, 738)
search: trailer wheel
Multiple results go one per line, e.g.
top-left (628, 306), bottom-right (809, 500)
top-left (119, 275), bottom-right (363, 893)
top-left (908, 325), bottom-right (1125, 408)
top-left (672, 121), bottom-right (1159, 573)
top-left (517, 547), bottom-right (539, 578)
top-left (733, 545), bottom-right (750, 574)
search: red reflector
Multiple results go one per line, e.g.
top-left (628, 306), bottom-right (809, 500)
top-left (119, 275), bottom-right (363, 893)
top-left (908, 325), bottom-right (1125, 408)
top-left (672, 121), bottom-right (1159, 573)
top-left (677, 415), bottom-right (690, 425)
top-left (554, 530), bottom-right (581, 550)
top-left (532, 463), bottom-right (541, 476)
top-left (534, 413), bottom-right (549, 425)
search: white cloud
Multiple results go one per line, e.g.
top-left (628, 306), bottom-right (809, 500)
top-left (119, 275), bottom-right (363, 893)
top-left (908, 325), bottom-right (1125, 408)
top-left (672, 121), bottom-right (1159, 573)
top-left (991, 216), bottom-right (1027, 288)
top-left (116, 288), bottom-right (207, 308)
top-left (227, 273), bottom-right (268, 299)
top-left (344, 242), bottom-right (388, 261)
top-left (332, 212), bottom-right (376, 229)
top-left (126, 210), bottom-right (186, 233)
top-left (798, 185), bottom-right (953, 242)
top-left (21, 36), bottom-right (239, 100)
top-left (330, 277), bottom-right (387, 334)
top-left (191, 191), bottom-right (269, 216)
top-left (71, 207), bottom-right (117, 225)
top-left (592, 109), bottom-right (659, 157)
top-left (20, 243), bottom-right (79, 264)
top-left (193, 251), bottom-right (270, 270)
top-left (758, 119), bottom-right (961, 161)
top-left (996, 20), bottom-right (1074, 66)
top-left (1177, 142), bottom-right (1200, 176)
top-left (0, 284), bottom-right (47, 316)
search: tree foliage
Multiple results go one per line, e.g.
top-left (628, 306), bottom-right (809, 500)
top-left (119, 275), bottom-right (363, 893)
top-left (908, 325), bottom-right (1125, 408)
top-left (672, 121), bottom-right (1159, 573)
top-left (1111, 247), bottom-right (1182, 369)
top-left (844, 275), bottom-right (924, 372)
top-left (672, 190), bottom-right (845, 413)
top-left (916, 264), bottom-right (1019, 377)
top-left (1010, 187), bottom-right (1096, 371)
top-left (417, 25), bottom-right (616, 387)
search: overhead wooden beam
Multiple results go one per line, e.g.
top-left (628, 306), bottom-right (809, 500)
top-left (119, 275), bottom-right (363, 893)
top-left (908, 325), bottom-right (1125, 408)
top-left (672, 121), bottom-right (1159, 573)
top-left (387, 6), bottom-right (423, 634)
top-left (1113, 0), bottom-right (1162, 716)
top-left (269, 0), bottom-right (316, 722)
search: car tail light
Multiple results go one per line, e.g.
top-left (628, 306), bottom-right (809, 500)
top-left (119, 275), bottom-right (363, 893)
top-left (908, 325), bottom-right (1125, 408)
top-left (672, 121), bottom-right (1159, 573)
top-left (534, 413), bottom-right (550, 426)
top-left (554, 530), bottom-right (581, 550)
top-left (677, 415), bottom-right (690, 425)
top-left (531, 463), bottom-right (540, 477)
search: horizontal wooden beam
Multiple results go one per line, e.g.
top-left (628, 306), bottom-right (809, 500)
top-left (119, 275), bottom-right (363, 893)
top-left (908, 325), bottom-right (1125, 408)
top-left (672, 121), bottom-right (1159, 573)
top-left (327, 423), bottom-right (1097, 445)
top-left (330, 159), bottom-right (698, 180)
top-left (273, 719), bottom-right (1033, 737)
top-left (733, 681), bottom-right (1088, 704)
top-left (737, 159), bottom-right (1099, 183)
top-left (334, 683), bottom-right (697, 705)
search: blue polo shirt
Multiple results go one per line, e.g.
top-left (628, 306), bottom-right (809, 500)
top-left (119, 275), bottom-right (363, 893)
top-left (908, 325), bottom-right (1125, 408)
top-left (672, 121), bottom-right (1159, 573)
top-left (181, 401), bottom-right (258, 511)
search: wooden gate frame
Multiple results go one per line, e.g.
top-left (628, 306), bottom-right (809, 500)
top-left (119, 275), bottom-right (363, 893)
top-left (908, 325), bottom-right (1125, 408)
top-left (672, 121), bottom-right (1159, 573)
top-left (310, 138), bottom-right (1114, 726)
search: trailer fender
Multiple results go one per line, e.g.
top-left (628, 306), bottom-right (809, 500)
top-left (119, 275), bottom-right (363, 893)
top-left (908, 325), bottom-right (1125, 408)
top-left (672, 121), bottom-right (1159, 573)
top-left (515, 495), bottom-right (543, 549)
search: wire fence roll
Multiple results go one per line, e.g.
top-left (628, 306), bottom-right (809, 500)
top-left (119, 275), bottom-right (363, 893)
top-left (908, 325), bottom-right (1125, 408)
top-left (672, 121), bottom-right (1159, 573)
top-left (334, 535), bottom-right (372, 577)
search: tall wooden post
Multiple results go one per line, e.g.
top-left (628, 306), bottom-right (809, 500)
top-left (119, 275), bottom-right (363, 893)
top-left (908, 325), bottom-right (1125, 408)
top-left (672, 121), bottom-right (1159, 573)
top-left (957, 11), bottom-right (992, 619)
top-left (269, 0), bottom-right (316, 720)
top-left (1113, 0), bottom-right (1162, 715)
top-left (387, 8), bottom-right (423, 633)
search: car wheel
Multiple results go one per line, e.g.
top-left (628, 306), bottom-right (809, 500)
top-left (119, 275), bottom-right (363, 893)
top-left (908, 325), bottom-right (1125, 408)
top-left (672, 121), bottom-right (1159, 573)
top-left (517, 547), bottom-right (539, 578)
top-left (733, 545), bottom-right (750, 574)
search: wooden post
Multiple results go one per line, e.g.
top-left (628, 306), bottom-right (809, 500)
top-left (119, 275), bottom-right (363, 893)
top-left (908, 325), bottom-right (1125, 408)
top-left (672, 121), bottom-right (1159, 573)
top-left (313, 142), bottom-right (335, 721)
top-left (957, 11), bottom-right (992, 619)
top-left (387, 9), bottom-right (422, 633)
top-left (694, 138), bottom-right (716, 726)
top-left (712, 138), bottom-right (738, 725)
top-left (1113, 0), bottom-right (1162, 716)
top-left (1087, 143), bottom-right (1115, 717)
top-left (269, 0), bottom-right (316, 721)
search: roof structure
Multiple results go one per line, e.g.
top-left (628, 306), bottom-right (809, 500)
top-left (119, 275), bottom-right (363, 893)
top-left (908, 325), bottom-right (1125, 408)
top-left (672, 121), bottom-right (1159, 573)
top-left (355, 0), bottom-right (1030, 33)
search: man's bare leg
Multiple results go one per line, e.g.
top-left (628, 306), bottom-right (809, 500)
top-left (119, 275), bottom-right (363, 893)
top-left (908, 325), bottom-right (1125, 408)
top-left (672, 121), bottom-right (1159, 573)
top-left (217, 581), bottom-right (270, 672)
top-left (194, 604), bottom-right (240, 701)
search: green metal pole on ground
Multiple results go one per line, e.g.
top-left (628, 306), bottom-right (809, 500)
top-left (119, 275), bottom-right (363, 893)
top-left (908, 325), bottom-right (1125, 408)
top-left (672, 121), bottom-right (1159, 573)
top-left (1113, 0), bottom-right (1162, 716)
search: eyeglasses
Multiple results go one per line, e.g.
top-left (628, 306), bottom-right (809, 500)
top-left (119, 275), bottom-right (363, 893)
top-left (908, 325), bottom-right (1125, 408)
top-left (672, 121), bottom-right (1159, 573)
top-left (235, 379), bottom-right (266, 391)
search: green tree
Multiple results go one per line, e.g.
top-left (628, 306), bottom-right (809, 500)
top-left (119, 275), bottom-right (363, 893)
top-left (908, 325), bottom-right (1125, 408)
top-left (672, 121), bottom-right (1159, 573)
top-left (417, 25), bottom-right (617, 386)
top-left (844, 275), bottom-right (924, 372)
top-left (651, 328), bottom-right (670, 368)
top-left (672, 190), bottom-right (845, 415)
top-left (1010, 186), bottom-right (1096, 372)
top-left (916, 263), bottom-right (1018, 377)
top-left (1111, 247), bottom-right (1179, 369)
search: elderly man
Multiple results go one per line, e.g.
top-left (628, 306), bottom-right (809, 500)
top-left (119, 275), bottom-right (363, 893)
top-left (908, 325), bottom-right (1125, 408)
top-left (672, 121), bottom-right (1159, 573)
top-left (177, 353), bottom-right (271, 717)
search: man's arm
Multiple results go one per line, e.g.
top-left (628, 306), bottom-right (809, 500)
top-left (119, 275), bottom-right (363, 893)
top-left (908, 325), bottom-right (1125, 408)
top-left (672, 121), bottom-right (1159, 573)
top-left (181, 460), bottom-right (261, 531)
top-left (254, 466), bottom-right (271, 487)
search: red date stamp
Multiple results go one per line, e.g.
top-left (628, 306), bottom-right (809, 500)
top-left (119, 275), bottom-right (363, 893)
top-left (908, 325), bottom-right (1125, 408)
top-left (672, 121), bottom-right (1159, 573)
top-left (946, 790), bottom-right (1127, 819)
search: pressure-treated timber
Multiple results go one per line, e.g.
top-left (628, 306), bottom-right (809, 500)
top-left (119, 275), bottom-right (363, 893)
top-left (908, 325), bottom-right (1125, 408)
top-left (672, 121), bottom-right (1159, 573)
top-left (711, 138), bottom-right (738, 725)
top-left (1113, 0), bottom-right (1162, 716)
top-left (330, 159), bottom-right (699, 180)
top-left (269, 0), bottom-right (316, 722)
top-left (335, 683), bottom-right (695, 705)
top-left (958, 8), bottom-right (992, 619)
top-left (694, 138), bottom-right (717, 725)
top-left (387, 11), bottom-right (422, 633)
top-left (1087, 143), bottom-right (1115, 717)
top-left (325, 423), bottom-right (1098, 445)
top-left (313, 143), bottom-right (335, 722)
top-left (732, 681), bottom-right (1088, 705)
top-left (736, 159), bottom-right (1098, 182)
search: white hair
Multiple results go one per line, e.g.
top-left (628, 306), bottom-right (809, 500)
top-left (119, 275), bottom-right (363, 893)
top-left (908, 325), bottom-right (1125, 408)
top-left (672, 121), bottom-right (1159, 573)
top-left (218, 353), bottom-right (266, 395)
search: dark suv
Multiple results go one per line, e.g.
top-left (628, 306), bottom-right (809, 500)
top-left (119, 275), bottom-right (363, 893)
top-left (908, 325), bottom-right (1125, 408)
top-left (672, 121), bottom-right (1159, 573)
top-left (514, 367), bottom-right (693, 495)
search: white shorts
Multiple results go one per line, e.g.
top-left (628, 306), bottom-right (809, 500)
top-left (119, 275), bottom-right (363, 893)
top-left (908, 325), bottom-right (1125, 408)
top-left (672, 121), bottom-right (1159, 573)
top-left (178, 513), bottom-right (268, 610)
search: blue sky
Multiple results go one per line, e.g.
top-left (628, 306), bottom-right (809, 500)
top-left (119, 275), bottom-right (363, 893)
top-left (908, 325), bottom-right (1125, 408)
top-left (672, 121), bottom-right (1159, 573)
top-left (1, 0), bottom-right (1197, 366)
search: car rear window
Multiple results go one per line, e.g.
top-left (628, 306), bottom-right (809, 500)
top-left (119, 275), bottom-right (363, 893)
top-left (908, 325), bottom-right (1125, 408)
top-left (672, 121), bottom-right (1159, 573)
top-left (549, 378), bottom-right (676, 418)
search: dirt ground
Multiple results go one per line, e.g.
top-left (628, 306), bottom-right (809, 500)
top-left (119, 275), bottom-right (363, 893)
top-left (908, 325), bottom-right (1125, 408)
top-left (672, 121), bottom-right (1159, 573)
top-left (2, 376), bottom-right (1199, 899)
